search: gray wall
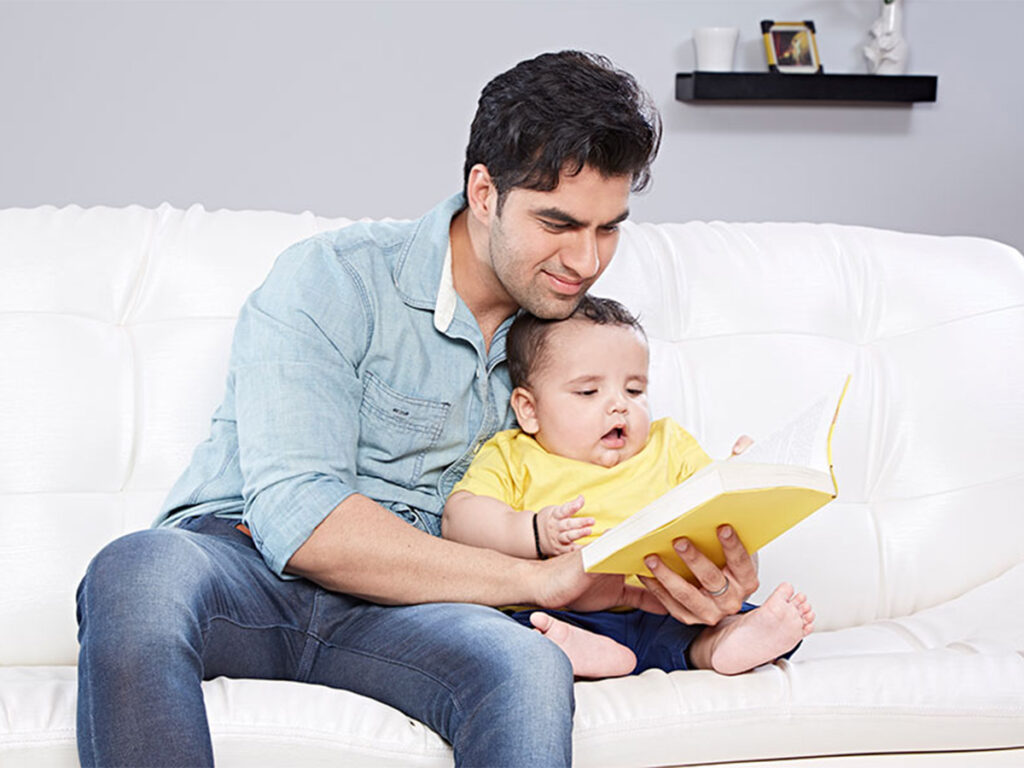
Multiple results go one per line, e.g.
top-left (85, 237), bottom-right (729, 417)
top-left (1, 0), bottom-right (1021, 248)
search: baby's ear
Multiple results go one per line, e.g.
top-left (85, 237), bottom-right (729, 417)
top-left (510, 387), bottom-right (540, 434)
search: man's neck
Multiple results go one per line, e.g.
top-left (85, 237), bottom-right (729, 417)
top-left (449, 208), bottom-right (517, 350)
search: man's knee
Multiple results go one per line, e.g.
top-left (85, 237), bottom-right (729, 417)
top-left (81, 527), bottom-right (209, 597)
top-left (448, 619), bottom-right (575, 764)
top-left (507, 626), bottom-right (575, 694)
top-left (460, 617), bottom-right (575, 704)
top-left (77, 528), bottom-right (216, 652)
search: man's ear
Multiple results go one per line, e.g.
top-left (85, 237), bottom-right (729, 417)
top-left (510, 386), bottom-right (540, 434)
top-left (465, 164), bottom-right (499, 225)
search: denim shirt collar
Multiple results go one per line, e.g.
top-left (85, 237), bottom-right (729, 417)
top-left (392, 192), bottom-right (466, 332)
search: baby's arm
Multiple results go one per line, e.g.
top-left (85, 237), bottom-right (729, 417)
top-left (442, 491), bottom-right (594, 558)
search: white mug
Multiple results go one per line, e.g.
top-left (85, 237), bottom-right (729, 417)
top-left (694, 27), bottom-right (739, 72)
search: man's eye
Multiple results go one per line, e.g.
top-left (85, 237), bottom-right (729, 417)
top-left (543, 221), bottom-right (571, 231)
top-left (600, 225), bottom-right (620, 233)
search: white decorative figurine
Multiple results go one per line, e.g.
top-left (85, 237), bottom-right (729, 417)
top-left (864, 0), bottom-right (909, 75)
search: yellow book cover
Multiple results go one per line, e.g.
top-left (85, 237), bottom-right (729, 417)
top-left (582, 376), bottom-right (850, 582)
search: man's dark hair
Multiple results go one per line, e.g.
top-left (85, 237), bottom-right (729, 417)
top-left (463, 51), bottom-right (662, 209)
top-left (506, 295), bottom-right (646, 389)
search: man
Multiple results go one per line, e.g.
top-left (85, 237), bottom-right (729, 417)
top-left (76, 50), bottom-right (759, 767)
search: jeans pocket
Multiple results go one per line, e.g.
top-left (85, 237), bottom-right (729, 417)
top-left (358, 371), bottom-right (450, 489)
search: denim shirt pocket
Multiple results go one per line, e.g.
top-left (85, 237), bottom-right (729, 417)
top-left (358, 371), bottom-right (450, 489)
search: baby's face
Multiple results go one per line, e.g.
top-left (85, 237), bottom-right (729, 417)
top-left (523, 319), bottom-right (651, 468)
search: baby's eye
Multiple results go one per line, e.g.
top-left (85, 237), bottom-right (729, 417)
top-left (627, 388), bottom-right (645, 396)
top-left (575, 389), bottom-right (597, 396)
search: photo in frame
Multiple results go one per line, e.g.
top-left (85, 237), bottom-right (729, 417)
top-left (761, 20), bottom-right (822, 74)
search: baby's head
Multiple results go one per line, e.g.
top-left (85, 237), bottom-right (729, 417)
top-left (506, 295), bottom-right (651, 468)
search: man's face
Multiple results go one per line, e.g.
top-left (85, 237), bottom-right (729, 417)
top-left (487, 166), bottom-right (632, 319)
top-left (516, 318), bottom-right (651, 468)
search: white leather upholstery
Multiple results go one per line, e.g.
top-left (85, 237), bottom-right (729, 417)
top-left (2, 204), bottom-right (1022, 766)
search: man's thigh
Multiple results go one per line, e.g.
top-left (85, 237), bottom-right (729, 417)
top-left (168, 514), bottom-right (325, 681)
top-left (179, 516), bottom-right (568, 709)
top-left (303, 595), bottom-right (574, 747)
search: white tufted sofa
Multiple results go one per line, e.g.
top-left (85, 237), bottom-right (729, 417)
top-left (2, 203), bottom-right (1022, 767)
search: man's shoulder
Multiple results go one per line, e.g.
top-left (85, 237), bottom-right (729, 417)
top-left (287, 219), bottom-right (415, 272)
top-left (320, 217), bottom-right (416, 254)
top-left (251, 193), bottom-right (464, 323)
top-left (252, 219), bottom-right (416, 310)
top-left (273, 192), bottom-right (464, 288)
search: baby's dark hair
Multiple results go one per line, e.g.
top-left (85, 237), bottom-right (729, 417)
top-left (506, 295), bottom-right (645, 389)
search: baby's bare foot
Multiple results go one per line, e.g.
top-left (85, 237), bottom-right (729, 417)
top-left (529, 612), bottom-right (637, 679)
top-left (706, 583), bottom-right (814, 676)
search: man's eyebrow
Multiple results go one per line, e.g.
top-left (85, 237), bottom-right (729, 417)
top-left (533, 207), bottom-right (630, 228)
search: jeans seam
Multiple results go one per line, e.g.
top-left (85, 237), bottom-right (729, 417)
top-left (294, 589), bottom-right (324, 682)
top-left (304, 633), bottom-right (463, 715)
top-left (199, 615), bottom-right (311, 637)
top-left (198, 615), bottom-right (463, 716)
top-left (77, 580), bottom-right (98, 766)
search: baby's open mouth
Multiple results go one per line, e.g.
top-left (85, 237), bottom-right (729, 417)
top-left (601, 426), bottom-right (627, 446)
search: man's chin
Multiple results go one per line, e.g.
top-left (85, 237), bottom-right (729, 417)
top-left (520, 292), bottom-right (585, 320)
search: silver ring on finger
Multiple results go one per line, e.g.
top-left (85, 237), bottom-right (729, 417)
top-left (706, 579), bottom-right (730, 598)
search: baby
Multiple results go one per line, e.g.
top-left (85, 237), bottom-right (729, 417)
top-left (442, 295), bottom-right (814, 678)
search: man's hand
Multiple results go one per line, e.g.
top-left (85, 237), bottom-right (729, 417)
top-left (528, 550), bottom-right (667, 615)
top-left (535, 495), bottom-right (594, 556)
top-left (638, 525), bottom-right (759, 626)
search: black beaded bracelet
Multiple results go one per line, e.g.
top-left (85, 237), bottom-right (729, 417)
top-left (532, 513), bottom-right (547, 560)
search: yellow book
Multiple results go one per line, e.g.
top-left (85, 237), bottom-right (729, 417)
top-left (582, 376), bottom-right (851, 582)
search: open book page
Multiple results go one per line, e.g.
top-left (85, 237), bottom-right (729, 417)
top-left (731, 376), bottom-right (850, 473)
top-left (731, 394), bottom-right (832, 472)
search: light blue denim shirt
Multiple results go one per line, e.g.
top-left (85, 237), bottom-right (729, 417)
top-left (156, 193), bottom-right (516, 576)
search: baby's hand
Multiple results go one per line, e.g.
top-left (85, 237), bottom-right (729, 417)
top-left (535, 495), bottom-right (594, 557)
top-left (729, 434), bottom-right (754, 458)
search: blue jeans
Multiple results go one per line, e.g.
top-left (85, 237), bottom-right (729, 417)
top-left (76, 514), bottom-right (574, 767)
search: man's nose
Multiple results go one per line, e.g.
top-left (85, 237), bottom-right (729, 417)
top-left (560, 230), bottom-right (600, 279)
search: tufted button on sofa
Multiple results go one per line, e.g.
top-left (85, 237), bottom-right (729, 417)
top-left (2, 203), bottom-right (1022, 766)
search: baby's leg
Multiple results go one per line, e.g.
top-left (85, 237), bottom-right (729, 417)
top-left (688, 583), bottom-right (814, 676)
top-left (529, 612), bottom-right (637, 678)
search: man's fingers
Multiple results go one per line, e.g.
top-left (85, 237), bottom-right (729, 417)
top-left (619, 583), bottom-right (669, 615)
top-left (641, 556), bottom-right (712, 620)
top-left (636, 573), bottom-right (702, 624)
top-left (671, 538), bottom-right (731, 594)
top-left (718, 525), bottom-right (759, 596)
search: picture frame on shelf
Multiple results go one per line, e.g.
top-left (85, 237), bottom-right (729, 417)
top-left (761, 20), bottom-right (822, 74)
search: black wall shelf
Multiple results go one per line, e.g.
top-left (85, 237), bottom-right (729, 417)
top-left (676, 72), bottom-right (938, 104)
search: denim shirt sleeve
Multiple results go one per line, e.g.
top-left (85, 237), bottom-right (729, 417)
top-left (231, 236), bottom-right (368, 576)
